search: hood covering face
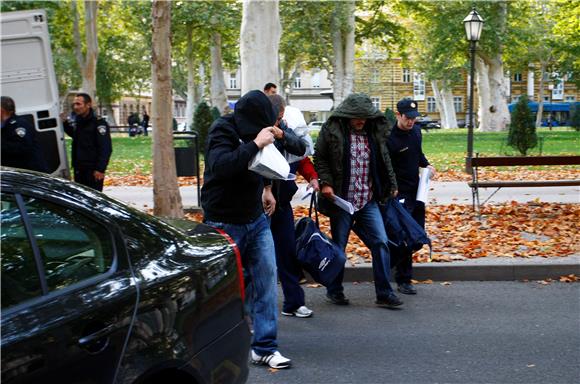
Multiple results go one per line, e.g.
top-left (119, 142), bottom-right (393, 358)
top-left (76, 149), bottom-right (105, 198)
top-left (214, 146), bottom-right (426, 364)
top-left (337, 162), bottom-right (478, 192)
top-left (330, 93), bottom-right (384, 120)
top-left (234, 90), bottom-right (277, 139)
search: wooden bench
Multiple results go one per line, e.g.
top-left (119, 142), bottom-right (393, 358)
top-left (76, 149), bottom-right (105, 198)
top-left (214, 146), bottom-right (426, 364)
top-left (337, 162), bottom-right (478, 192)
top-left (468, 155), bottom-right (580, 211)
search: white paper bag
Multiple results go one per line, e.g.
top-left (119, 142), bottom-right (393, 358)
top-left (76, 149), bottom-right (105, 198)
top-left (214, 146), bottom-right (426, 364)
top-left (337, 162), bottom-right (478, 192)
top-left (282, 106), bottom-right (314, 163)
top-left (248, 143), bottom-right (291, 180)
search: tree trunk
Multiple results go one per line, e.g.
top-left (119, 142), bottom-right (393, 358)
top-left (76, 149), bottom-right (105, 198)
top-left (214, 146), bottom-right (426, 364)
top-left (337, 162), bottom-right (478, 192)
top-left (431, 81), bottom-right (446, 127)
top-left (240, 0), bottom-right (281, 94)
top-left (196, 63), bottom-right (205, 104)
top-left (487, 56), bottom-right (511, 131)
top-left (331, 24), bottom-right (344, 106)
top-left (535, 61), bottom-right (547, 128)
top-left (210, 31), bottom-right (229, 114)
top-left (475, 56), bottom-right (492, 131)
top-left (330, 1), bottom-right (355, 108)
top-left (342, 1), bottom-right (355, 97)
top-left (72, 0), bottom-right (99, 100)
top-left (151, 0), bottom-right (183, 218)
top-left (440, 84), bottom-right (458, 129)
top-left (185, 24), bottom-right (195, 131)
top-left (104, 103), bottom-right (116, 125)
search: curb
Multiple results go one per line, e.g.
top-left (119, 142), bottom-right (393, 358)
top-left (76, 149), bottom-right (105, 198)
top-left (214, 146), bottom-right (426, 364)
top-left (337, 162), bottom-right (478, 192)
top-left (342, 258), bottom-right (580, 282)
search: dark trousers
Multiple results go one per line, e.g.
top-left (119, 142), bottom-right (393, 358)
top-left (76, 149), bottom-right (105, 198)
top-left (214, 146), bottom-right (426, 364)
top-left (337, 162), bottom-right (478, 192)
top-left (74, 168), bottom-right (104, 192)
top-left (270, 202), bottom-right (305, 313)
top-left (391, 198), bottom-right (425, 284)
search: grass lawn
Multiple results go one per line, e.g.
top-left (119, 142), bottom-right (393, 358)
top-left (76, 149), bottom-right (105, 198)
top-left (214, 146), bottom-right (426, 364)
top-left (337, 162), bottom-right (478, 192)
top-left (71, 128), bottom-right (579, 177)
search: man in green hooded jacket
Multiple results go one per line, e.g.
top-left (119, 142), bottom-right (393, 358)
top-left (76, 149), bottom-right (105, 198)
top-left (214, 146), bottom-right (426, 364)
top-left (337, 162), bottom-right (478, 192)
top-left (314, 93), bottom-right (403, 308)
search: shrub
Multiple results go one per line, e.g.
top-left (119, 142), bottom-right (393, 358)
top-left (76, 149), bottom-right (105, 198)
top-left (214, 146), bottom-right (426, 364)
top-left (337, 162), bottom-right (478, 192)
top-left (384, 107), bottom-right (396, 128)
top-left (507, 95), bottom-right (537, 155)
top-left (211, 106), bottom-right (221, 121)
top-left (193, 101), bottom-right (214, 155)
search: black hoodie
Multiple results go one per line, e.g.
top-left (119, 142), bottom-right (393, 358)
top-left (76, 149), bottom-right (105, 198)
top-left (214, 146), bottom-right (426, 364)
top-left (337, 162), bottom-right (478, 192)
top-left (201, 90), bottom-right (277, 224)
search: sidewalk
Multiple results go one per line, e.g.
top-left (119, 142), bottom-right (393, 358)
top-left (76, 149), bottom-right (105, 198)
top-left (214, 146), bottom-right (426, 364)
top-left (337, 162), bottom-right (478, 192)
top-left (104, 181), bottom-right (580, 210)
top-left (103, 182), bottom-right (580, 281)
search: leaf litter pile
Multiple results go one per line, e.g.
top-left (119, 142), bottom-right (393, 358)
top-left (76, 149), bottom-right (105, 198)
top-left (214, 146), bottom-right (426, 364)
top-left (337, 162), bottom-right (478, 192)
top-left (290, 202), bottom-right (579, 264)
top-left (186, 201), bottom-right (579, 265)
top-left (129, 166), bottom-right (579, 264)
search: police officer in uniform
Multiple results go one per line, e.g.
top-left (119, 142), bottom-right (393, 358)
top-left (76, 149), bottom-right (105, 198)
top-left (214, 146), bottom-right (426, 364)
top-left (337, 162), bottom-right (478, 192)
top-left (387, 99), bottom-right (436, 295)
top-left (62, 93), bottom-right (112, 191)
top-left (1, 96), bottom-right (48, 172)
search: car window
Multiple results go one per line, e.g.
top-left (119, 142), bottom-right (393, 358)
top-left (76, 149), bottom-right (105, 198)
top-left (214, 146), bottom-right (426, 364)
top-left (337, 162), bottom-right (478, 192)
top-left (21, 195), bottom-right (114, 292)
top-left (1, 193), bottom-right (43, 308)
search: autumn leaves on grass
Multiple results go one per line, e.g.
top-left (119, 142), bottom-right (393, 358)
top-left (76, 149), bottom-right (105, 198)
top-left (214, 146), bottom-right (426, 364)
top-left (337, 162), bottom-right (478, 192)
top-left (293, 202), bottom-right (579, 263)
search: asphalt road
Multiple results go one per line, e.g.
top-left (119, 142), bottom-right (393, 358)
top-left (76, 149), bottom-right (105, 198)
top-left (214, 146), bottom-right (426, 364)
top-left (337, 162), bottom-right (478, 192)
top-left (248, 282), bottom-right (580, 384)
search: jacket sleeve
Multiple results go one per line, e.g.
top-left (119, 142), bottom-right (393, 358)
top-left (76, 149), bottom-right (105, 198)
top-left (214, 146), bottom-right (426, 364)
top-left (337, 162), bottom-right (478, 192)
top-left (205, 125), bottom-right (260, 179)
top-left (63, 120), bottom-right (74, 137)
top-left (313, 124), bottom-right (334, 188)
top-left (279, 126), bottom-right (307, 157)
top-left (297, 157), bottom-right (318, 182)
top-left (1, 127), bottom-right (35, 156)
top-left (95, 120), bottom-right (113, 173)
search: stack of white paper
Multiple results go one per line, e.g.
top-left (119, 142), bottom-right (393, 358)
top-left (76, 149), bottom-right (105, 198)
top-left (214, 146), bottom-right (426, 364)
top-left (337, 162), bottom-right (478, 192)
top-left (333, 195), bottom-right (355, 214)
top-left (416, 167), bottom-right (432, 204)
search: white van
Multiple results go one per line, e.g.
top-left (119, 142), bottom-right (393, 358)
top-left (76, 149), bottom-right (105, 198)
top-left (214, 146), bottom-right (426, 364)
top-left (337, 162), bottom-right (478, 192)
top-left (1, 9), bottom-right (69, 178)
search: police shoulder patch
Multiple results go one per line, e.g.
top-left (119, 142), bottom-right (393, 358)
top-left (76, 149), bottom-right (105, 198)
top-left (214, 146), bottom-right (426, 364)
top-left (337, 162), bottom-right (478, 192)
top-left (97, 125), bottom-right (107, 135)
top-left (15, 127), bottom-right (27, 138)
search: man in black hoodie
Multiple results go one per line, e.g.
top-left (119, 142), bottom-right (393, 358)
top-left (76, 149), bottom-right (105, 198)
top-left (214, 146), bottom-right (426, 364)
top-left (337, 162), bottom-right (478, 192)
top-left (201, 90), bottom-right (292, 369)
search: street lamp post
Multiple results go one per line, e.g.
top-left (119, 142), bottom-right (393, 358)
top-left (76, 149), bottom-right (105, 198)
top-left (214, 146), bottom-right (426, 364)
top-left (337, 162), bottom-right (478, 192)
top-left (463, 8), bottom-right (484, 173)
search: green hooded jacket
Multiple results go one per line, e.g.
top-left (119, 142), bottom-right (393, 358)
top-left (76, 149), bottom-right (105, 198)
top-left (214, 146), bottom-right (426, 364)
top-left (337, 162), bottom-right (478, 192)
top-left (314, 93), bottom-right (398, 208)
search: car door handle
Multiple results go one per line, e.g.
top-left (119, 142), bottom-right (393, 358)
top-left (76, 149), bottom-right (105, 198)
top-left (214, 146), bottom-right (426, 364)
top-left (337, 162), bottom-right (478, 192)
top-left (78, 324), bottom-right (116, 346)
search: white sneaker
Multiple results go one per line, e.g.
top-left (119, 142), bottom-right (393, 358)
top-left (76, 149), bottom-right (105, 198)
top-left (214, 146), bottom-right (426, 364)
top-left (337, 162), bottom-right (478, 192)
top-left (281, 305), bottom-right (313, 318)
top-left (251, 350), bottom-right (292, 369)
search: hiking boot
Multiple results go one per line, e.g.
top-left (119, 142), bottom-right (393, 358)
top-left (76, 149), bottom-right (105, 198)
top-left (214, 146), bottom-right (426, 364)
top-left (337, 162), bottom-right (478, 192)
top-left (398, 282), bottom-right (417, 295)
top-left (281, 305), bottom-right (313, 318)
top-left (326, 292), bottom-right (350, 305)
top-left (375, 292), bottom-right (404, 308)
top-left (251, 350), bottom-right (292, 369)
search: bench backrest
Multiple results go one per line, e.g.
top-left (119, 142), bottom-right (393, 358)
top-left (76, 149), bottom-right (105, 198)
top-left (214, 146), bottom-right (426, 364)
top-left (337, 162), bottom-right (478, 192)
top-left (471, 155), bottom-right (580, 167)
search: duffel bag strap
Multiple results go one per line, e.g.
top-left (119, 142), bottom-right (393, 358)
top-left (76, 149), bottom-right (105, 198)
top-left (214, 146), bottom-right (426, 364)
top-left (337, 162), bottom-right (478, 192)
top-left (309, 192), bottom-right (320, 228)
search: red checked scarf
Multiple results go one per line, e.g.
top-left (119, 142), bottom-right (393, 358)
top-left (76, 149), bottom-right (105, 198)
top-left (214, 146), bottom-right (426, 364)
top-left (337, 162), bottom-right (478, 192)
top-left (347, 131), bottom-right (373, 211)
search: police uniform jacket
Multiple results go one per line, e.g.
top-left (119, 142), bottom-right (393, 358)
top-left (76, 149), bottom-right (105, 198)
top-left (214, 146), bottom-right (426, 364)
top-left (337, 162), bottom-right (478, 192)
top-left (387, 122), bottom-right (430, 197)
top-left (64, 109), bottom-right (112, 172)
top-left (1, 114), bottom-right (48, 172)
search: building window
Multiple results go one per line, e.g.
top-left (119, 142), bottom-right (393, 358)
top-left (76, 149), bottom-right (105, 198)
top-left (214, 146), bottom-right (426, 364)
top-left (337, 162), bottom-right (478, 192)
top-left (512, 95), bottom-right (521, 103)
top-left (311, 71), bottom-right (320, 88)
top-left (413, 72), bottom-right (425, 101)
top-left (371, 69), bottom-right (380, 83)
top-left (229, 72), bottom-right (237, 89)
top-left (293, 75), bottom-right (302, 88)
top-left (552, 81), bottom-right (564, 100)
top-left (371, 97), bottom-right (380, 110)
top-left (543, 96), bottom-right (550, 102)
top-left (427, 97), bottom-right (437, 113)
top-left (453, 96), bottom-right (463, 113)
top-left (402, 68), bottom-right (411, 83)
top-left (513, 73), bottom-right (522, 82)
top-left (565, 95), bottom-right (576, 102)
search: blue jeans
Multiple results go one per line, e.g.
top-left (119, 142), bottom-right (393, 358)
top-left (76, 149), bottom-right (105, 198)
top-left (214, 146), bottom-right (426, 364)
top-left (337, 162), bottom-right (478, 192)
top-left (205, 214), bottom-right (279, 355)
top-left (270, 202), bottom-right (305, 313)
top-left (328, 200), bottom-right (395, 299)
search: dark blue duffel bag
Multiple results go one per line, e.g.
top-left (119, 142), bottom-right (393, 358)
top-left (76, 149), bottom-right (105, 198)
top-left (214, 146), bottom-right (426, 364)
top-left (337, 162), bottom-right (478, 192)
top-left (295, 194), bottom-right (346, 286)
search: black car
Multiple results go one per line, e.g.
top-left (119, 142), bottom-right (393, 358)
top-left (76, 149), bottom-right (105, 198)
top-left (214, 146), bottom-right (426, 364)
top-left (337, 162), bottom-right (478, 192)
top-left (415, 116), bottom-right (441, 130)
top-left (1, 168), bottom-right (251, 384)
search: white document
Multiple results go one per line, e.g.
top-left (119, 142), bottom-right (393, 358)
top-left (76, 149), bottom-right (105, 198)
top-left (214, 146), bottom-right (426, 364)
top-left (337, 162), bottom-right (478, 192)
top-left (299, 184), bottom-right (314, 201)
top-left (332, 195), bottom-right (355, 215)
top-left (416, 167), bottom-right (432, 204)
